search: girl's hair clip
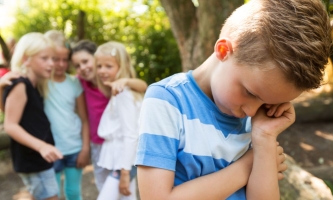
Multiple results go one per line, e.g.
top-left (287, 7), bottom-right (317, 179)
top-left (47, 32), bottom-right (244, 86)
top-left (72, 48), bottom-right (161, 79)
top-left (111, 48), bottom-right (117, 56)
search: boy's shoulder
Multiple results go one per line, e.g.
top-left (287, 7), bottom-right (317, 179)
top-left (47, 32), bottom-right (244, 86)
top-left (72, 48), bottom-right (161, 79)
top-left (144, 71), bottom-right (209, 111)
top-left (150, 72), bottom-right (190, 90)
top-left (146, 72), bottom-right (191, 97)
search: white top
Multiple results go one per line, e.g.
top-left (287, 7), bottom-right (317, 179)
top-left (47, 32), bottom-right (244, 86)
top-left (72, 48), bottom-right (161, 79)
top-left (97, 88), bottom-right (141, 170)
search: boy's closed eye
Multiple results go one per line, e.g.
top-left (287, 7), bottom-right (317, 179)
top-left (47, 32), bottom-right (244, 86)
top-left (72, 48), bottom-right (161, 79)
top-left (245, 89), bottom-right (256, 98)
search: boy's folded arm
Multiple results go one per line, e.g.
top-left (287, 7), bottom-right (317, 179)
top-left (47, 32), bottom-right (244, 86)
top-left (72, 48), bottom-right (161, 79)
top-left (246, 103), bottom-right (295, 200)
top-left (138, 149), bottom-right (253, 200)
top-left (246, 136), bottom-right (279, 200)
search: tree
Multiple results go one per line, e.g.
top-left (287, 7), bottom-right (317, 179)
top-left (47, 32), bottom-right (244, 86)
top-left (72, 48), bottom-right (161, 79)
top-left (9, 0), bottom-right (182, 84)
top-left (0, 34), bottom-right (10, 67)
top-left (159, 0), bottom-right (244, 71)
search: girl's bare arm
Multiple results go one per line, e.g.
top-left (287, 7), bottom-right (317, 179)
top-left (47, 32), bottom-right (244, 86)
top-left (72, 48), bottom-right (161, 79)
top-left (75, 92), bottom-right (90, 168)
top-left (4, 83), bottom-right (62, 162)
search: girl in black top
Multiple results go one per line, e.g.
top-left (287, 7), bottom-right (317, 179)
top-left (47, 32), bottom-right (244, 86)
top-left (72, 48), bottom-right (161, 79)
top-left (2, 32), bottom-right (63, 200)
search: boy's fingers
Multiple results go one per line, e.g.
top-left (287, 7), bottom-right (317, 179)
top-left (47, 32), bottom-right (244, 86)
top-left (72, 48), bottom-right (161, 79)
top-left (274, 102), bottom-right (294, 118)
top-left (267, 104), bottom-right (279, 117)
top-left (278, 172), bottom-right (285, 180)
top-left (278, 162), bottom-right (288, 172)
top-left (278, 153), bottom-right (286, 164)
top-left (277, 146), bottom-right (284, 154)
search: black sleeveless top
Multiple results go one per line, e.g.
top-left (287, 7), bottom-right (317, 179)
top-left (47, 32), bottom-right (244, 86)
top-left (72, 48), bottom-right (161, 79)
top-left (3, 77), bottom-right (54, 173)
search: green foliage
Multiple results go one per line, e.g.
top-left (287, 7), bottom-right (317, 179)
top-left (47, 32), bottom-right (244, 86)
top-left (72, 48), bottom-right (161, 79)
top-left (9, 0), bottom-right (181, 85)
top-left (322, 0), bottom-right (333, 16)
top-left (324, 180), bottom-right (333, 195)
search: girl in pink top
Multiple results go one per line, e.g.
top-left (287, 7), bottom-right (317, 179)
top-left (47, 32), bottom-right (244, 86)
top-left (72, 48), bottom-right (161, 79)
top-left (70, 40), bottom-right (147, 191)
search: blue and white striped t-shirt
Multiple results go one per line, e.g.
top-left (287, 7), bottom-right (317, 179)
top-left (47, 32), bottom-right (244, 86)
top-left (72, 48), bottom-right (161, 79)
top-left (135, 71), bottom-right (252, 199)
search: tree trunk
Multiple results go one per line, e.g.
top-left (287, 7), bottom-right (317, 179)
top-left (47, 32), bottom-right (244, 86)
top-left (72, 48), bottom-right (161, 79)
top-left (159, 0), bottom-right (243, 71)
top-left (0, 34), bottom-right (10, 67)
top-left (77, 10), bottom-right (86, 40)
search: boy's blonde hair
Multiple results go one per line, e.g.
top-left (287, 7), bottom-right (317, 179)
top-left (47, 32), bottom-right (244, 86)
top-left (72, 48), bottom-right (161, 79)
top-left (11, 32), bottom-right (54, 97)
top-left (221, 0), bottom-right (331, 90)
top-left (95, 41), bottom-right (142, 100)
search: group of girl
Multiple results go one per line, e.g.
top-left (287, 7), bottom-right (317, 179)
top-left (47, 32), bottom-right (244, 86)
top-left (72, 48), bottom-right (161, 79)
top-left (1, 31), bottom-right (145, 200)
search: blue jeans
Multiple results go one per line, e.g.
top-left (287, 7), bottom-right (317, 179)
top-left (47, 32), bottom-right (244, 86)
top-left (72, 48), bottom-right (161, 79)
top-left (53, 152), bottom-right (83, 200)
top-left (19, 168), bottom-right (58, 200)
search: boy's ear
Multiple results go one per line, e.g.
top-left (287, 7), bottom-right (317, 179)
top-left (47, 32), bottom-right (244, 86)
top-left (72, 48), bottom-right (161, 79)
top-left (214, 38), bottom-right (233, 61)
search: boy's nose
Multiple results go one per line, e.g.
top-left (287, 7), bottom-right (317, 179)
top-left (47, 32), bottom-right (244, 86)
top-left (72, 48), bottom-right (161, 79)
top-left (243, 101), bottom-right (263, 117)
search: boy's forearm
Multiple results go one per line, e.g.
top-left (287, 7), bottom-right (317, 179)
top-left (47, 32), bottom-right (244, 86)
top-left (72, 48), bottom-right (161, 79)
top-left (175, 153), bottom-right (252, 199)
top-left (139, 150), bottom-right (253, 200)
top-left (246, 135), bottom-right (279, 200)
top-left (127, 78), bottom-right (147, 93)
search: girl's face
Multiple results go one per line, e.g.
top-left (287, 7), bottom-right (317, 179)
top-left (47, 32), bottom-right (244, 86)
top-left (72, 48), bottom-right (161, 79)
top-left (26, 47), bottom-right (54, 79)
top-left (52, 46), bottom-right (70, 77)
top-left (71, 50), bottom-right (96, 81)
top-left (95, 55), bottom-right (119, 83)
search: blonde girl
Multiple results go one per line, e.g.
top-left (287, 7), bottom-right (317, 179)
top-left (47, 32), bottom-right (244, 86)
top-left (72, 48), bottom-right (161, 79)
top-left (3, 32), bottom-right (62, 200)
top-left (43, 30), bottom-right (90, 200)
top-left (95, 41), bottom-right (142, 200)
top-left (71, 40), bottom-right (147, 191)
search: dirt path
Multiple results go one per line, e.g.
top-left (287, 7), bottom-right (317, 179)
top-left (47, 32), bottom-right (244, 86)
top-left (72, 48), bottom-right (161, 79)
top-left (0, 150), bottom-right (99, 200)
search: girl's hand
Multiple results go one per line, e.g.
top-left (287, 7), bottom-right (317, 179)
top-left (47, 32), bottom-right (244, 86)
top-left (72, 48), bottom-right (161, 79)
top-left (76, 149), bottom-right (90, 168)
top-left (251, 102), bottom-right (295, 141)
top-left (104, 78), bottom-right (129, 96)
top-left (0, 71), bottom-right (20, 88)
top-left (119, 169), bottom-right (131, 196)
top-left (38, 143), bottom-right (63, 163)
top-left (276, 143), bottom-right (287, 180)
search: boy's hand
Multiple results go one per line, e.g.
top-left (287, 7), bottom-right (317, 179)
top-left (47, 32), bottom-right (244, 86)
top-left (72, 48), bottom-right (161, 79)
top-left (0, 71), bottom-right (20, 87)
top-left (76, 149), bottom-right (90, 168)
top-left (251, 102), bottom-right (295, 140)
top-left (119, 169), bottom-right (131, 196)
top-left (276, 144), bottom-right (287, 180)
top-left (104, 78), bottom-right (129, 96)
top-left (38, 143), bottom-right (63, 163)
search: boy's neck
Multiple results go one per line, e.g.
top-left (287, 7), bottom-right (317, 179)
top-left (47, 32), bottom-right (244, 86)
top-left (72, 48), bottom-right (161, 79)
top-left (192, 54), bottom-right (218, 101)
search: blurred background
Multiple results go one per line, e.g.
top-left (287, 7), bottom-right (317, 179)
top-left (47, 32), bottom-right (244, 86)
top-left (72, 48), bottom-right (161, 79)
top-left (0, 0), bottom-right (333, 199)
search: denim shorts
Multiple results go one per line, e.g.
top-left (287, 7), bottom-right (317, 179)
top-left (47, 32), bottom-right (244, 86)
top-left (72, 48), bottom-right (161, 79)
top-left (109, 166), bottom-right (137, 181)
top-left (19, 168), bottom-right (58, 200)
top-left (53, 151), bottom-right (79, 173)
